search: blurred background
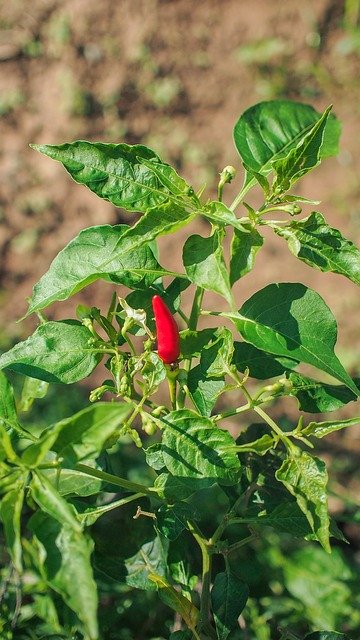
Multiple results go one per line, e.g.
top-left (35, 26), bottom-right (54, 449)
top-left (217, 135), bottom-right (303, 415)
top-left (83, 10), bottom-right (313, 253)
top-left (0, 2), bottom-right (360, 638)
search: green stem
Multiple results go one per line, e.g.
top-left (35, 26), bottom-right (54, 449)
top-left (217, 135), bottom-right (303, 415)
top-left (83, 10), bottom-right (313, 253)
top-left (177, 287), bottom-right (204, 409)
top-left (187, 520), bottom-right (213, 629)
top-left (213, 402), bottom-right (250, 422)
top-left (78, 492), bottom-right (144, 524)
top-left (75, 463), bottom-right (157, 496)
top-left (223, 533), bottom-right (258, 556)
top-left (253, 405), bottom-right (297, 453)
top-left (229, 176), bottom-right (256, 211)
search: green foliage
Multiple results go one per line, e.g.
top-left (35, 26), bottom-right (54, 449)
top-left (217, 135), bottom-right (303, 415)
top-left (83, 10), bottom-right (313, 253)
top-left (0, 99), bottom-right (358, 640)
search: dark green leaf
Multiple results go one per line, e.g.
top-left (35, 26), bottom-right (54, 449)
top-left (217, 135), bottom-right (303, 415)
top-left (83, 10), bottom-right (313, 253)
top-left (29, 512), bottom-right (98, 640)
top-left (226, 283), bottom-right (358, 394)
top-left (304, 633), bottom-right (352, 640)
top-left (211, 569), bottom-right (249, 640)
top-left (0, 484), bottom-right (25, 572)
top-left (154, 473), bottom-right (211, 501)
top-left (230, 224), bottom-right (263, 284)
top-left (183, 232), bottom-right (233, 305)
top-left (32, 141), bottom-right (195, 212)
top-left (272, 106), bottom-right (332, 192)
top-left (234, 100), bottom-right (340, 175)
top-left (156, 503), bottom-right (195, 540)
top-left (273, 212), bottom-right (360, 285)
top-left (26, 224), bottom-right (167, 316)
top-left (287, 371), bottom-right (358, 413)
top-left (0, 320), bottom-right (101, 384)
top-left (302, 416), bottom-right (360, 439)
top-left (275, 452), bottom-right (330, 551)
top-left (187, 365), bottom-right (225, 417)
top-left (161, 410), bottom-right (241, 485)
top-left (51, 402), bottom-right (130, 462)
top-left (232, 341), bottom-right (297, 379)
top-left (145, 443), bottom-right (166, 471)
top-left (30, 471), bottom-right (81, 531)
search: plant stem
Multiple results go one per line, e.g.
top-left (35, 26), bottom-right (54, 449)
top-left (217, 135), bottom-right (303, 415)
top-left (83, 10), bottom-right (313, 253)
top-left (253, 405), bottom-right (297, 453)
top-left (187, 520), bottom-right (213, 629)
top-left (177, 287), bottom-right (204, 409)
top-left (213, 402), bottom-right (251, 421)
top-left (229, 176), bottom-right (256, 211)
top-left (78, 492), bottom-right (144, 524)
top-left (74, 463), bottom-right (157, 496)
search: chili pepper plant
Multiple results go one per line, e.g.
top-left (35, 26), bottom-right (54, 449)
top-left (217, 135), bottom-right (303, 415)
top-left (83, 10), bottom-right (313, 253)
top-left (0, 100), bottom-right (359, 640)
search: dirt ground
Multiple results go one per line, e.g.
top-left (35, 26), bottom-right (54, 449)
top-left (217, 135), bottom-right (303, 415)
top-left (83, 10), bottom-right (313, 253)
top-left (0, 1), bottom-right (359, 449)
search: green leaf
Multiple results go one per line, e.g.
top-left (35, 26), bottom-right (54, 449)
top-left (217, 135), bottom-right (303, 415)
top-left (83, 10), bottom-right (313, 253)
top-left (154, 472), bottom-right (211, 501)
top-left (202, 201), bottom-right (249, 231)
top-left (0, 484), bottom-right (25, 572)
top-left (225, 283), bottom-right (359, 395)
top-left (161, 410), bottom-right (241, 485)
top-left (301, 416), bottom-right (360, 439)
top-left (26, 224), bottom-right (167, 316)
top-left (287, 371), bottom-right (359, 413)
top-left (187, 365), bottom-right (225, 417)
top-left (0, 320), bottom-right (101, 384)
top-left (31, 141), bottom-right (195, 212)
top-left (200, 327), bottom-right (234, 377)
top-left (0, 372), bottom-right (19, 428)
top-left (29, 511), bottom-right (98, 640)
top-left (233, 433), bottom-right (276, 455)
top-left (19, 376), bottom-right (49, 412)
top-left (304, 633), bottom-right (352, 640)
top-left (21, 428), bottom-right (62, 467)
top-left (183, 231), bottom-right (233, 305)
top-left (156, 503), bottom-right (195, 540)
top-left (275, 452), bottom-right (330, 551)
top-left (273, 212), bottom-right (360, 285)
top-left (284, 546), bottom-right (353, 630)
top-left (211, 569), bottom-right (249, 640)
top-left (149, 572), bottom-right (199, 630)
top-left (30, 470), bottom-right (81, 532)
top-left (234, 100), bottom-right (340, 175)
top-left (43, 467), bottom-right (103, 496)
top-left (271, 106), bottom-right (332, 192)
top-left (124, 535), bottom-right (168, 591)
top-left (51, 402), bottom-right (131, 462)
top-left (230, 224), bottom-right (263, 285)
top-left (180, 328), bottom-right (215, 359)
top-left (232, 341), bottom-right (297, 379)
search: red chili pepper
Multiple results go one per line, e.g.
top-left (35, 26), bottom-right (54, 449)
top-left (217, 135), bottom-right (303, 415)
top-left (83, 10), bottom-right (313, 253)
top-left (152, 295), bottom-right (180, 364)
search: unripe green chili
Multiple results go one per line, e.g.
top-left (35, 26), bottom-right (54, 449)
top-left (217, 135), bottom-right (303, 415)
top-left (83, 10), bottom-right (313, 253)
top-left (152, 295), bottom-right (180, 365)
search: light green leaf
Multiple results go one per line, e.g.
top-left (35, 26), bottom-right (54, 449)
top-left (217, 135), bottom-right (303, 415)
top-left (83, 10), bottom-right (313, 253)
top-left (29, 511), bottom-right (98, 640)
top-left (232, 341), bottom-right (297, 379)
top-left (187, 365), bottom-right (225, 417)
top-left (272, 106), bottom-right (332, 192)
top-left (234, 100), bottom-right (340, 175)
top-left (161, 410), bottom-right (241, 485)
top-left (154, 472), bottom-right (211, 501)
top-left (124, 536), bottom-right (168, 591)
top-left (0, 484), bottom-right (25, 572)
top-left (0, 372), bottom-right (19, 429)
top-left (275, 452), bottom-right (330, 551)
top-left (286, 371), bottom-right (359, 413)
top-left (0, 320), bottom-right (101, 384)
top-left (26, 224), bottom-right (167, 316)
top-left (230, 224), bottom-right (263, 285)
top-left (19, 376), bottom-right (49, 412)
top-left (51, 402), bottom-right (131, 462)
top-left (273, 211), bottom-right (360, 285)
top-left (202, 201), bottom-right (249, 230)
top-left (211, 569), bottom-right (249, 640)
top-left (225, 283), bottom-right (359, 395)
top-left (284, 546), bottom-right (353, 630)
top-left (233, 434), bottom-right (276, 455)
top-left (21, 428), bottom-right (62, 467)
top-left (183, 231), bottom-right (233, 305)
top-left (149, 573), bottom-right (199, 630)
top-left (31, 141), bottom-right (195, 212)
top-left (44, 467), bottom-right (103, 496)
top-left (200, 327), bottom-right (234, 377)
top-left (302, 416), bottom-right (360, 439)
top-left (30, 470), bottom-right (81, 532)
